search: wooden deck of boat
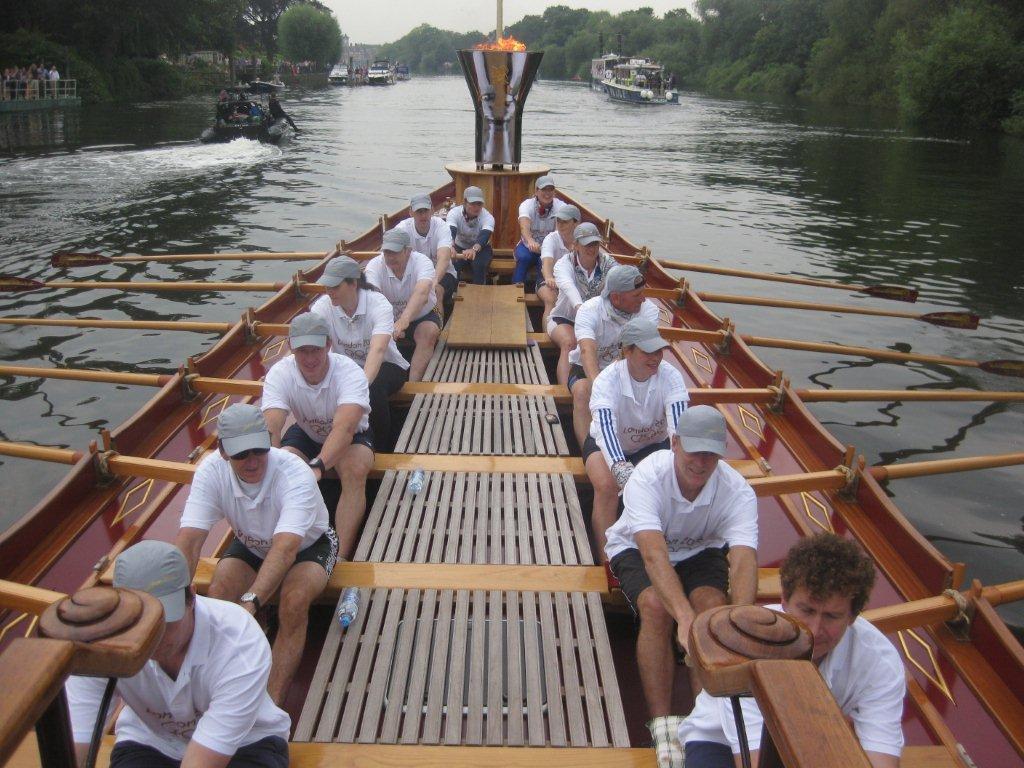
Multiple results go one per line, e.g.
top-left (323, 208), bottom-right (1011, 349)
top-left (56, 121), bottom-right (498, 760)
top-left (295, 287), bottom-right (629, 748)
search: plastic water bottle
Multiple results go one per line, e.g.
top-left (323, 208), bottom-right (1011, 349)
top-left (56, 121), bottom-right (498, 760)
top-left (407, 469), bottom-right (425, 495)
top-left (337, 587), bottom-right (360, 629)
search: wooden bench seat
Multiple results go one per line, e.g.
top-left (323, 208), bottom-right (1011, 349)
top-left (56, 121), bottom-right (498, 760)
top-left (6, 735), bottom-right (967, 767)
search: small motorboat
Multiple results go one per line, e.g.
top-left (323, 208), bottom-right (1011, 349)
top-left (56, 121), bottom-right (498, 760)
top-left (329, 64), bottom-right (349, 85)
top-left (200, 87), bottom-right (293, 144)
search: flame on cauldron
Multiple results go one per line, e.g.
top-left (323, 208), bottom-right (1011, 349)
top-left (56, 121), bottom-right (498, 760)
top-left (474, 36), bottom-right (527, 52)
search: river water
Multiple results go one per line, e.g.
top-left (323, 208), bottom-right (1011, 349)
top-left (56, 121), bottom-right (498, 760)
top-left (1, 78), bottom-right (1022, 627)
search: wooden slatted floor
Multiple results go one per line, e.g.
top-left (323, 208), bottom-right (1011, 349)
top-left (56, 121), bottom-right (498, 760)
top-left (297, 306), bottom-right (629, 748)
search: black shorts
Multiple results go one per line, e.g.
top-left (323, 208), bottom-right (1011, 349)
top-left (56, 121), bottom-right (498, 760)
top-left (609, 546), bottom-right (730, 613)
top-left (281, 422), bottom-right (374, 460)
top-left (110, 737), bottom-right (288, 768)
top-left (567, 363), bottom-right (587, 391)
top-left (551, 316), bottom-right (574, 327)
top-left (223, 529), bottom-right (339, 577)
top-left (439, 271), bottom-right (459, 302)
top-left (582, 436), bottom-right (669, 465)
top-left (405, 309), bottom-right (442, 339)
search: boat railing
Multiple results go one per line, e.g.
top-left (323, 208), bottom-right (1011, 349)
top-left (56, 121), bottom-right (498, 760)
top-left (1, 79), bottom-right (77, 102)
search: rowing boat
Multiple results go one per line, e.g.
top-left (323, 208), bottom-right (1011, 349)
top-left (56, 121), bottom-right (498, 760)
top-left (1, 46), bottom-right (1023, 768)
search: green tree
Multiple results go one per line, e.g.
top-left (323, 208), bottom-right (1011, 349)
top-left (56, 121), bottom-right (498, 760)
top-left (277, 3), bottom-right (341, 65)
top-left (895, 1), bottom-right (1024, 130)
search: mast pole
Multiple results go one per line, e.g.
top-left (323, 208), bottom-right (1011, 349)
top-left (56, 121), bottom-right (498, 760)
top-left (497, 0), bottom-right (503, 41)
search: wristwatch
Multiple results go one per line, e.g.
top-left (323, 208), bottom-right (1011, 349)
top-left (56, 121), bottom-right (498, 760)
top-left (240, 592), bottom-right (261, 612)
top-left (309, 457), bottom-right (325, 473)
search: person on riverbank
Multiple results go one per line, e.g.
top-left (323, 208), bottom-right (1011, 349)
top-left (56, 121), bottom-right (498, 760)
top-left (679, 533), bottom-right (904, 768)
top-left (310, 255), bottom-right (410, 451)
top-left (363, 227), bottom-right (440, 382)
top-left (446, 185), bottom-right (495, 285)
top-left (547, 219), bottom-right (616, 386)
top-left (568, 263), bottom-right (659, 447)
top-left (175, 403), bottom-right (337, 706)
top-left (66, 540), bottom-right (291, 767)
top-left (396, 193), bottom-right (456, 319)
top-left (261, 313), bottom-right (373, 560)
top-left (537, 204), bottom-right (579, 330)
top-left (605, 405), bottom-right (758, 719)
top-left (514, 175), bottom-right (566, 288)
top-left (586, 318), bottom-right (689, 558)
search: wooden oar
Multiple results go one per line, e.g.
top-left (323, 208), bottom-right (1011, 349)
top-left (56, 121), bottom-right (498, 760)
top-left (7, 363), bottom-right (1024, 404)
top-left (51, 250), bottom-right (325, 268)
top-left (613, 253), bottom-right (919, 302)
top-left (0, 317), bottom-right (233, 333)
top-left (864, 579), bottom-right (1024, 634)
top-left (695, 291), bottom-right (978, 329)
top-left (657, 327), bottom-right (1024, 378)
top-left (1, 440), bottom-right (1021, 494)
top-left (0, 276), bottom-right (291, 294)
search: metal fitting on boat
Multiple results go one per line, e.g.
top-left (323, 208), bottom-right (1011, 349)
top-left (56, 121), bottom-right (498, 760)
top-left (942, 588), bottom-right (972, 640)
top-left (714, 320), bottom-right (734, 356)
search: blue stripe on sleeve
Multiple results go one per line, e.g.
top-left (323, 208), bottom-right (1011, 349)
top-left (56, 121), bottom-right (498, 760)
top-left (596, 408), bottom-right (626, 463)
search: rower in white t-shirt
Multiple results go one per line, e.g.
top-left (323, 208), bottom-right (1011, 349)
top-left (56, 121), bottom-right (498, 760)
top-left (446, 185), bottom-right (495, 285)
top-left (311, 255), bottom-right (410, 451)
top-left (175, 403), bottom-right (336, 705)
top-left (514, 174), bottom-right (567, 287)
top-left (261, 312), bottom-right (372, 559)
top-left (536, 204), bottom-right (579, 329)
top-left (604, 406), bottom-right (758, 721)
top-left (567, 263), bottom-right (660, 447)
top-left (547, 220), bottom-right (617, 386)
top-left (679, 534), bottom-right (904, 768)
top-left (65, 541), bottom-right (291, 767)
top-left (363, 227), bottom-right (440, 382)
top-left (396, 192), bottom-right (456, 318)
top-left (586, 317), bottom-right (689, 556)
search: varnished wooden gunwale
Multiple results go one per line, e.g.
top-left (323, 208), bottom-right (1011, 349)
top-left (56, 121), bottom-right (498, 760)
top-left (0, 181), bottom-right (1018, 764)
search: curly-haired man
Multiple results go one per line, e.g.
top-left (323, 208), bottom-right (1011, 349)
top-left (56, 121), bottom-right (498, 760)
top-left (679, 533), bottom-right (905, 768)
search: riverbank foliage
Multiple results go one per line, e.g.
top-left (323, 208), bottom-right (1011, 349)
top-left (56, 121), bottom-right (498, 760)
top-left (378, 1), bottom-right (1024, 134)
top-left (277, 5), bottom-right (342, 66)
top-left (3, 0), bottom-right (340, 103)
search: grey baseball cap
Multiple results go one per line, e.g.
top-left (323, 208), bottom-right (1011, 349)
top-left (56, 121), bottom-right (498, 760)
top-left (602, 264), bottom-right (645, 297)
top-left (676, 405), bottom-right (727, 456)
top-left (317, 255), bottom-right (361, 287)
top-left (463, 186), bottom-right (485, 204)
top-left (620, 317), bottom-right (669, 353)
top-left (114, 540), bottom-right (190, 623)
top-left (381, 227), bottom-right (411, 253)
top-left (574, 221), bottom-right (602, 245)
top-left (289, 312), bottom-right (330, 349)
top-left (218, 403), bottom-right (272, 456)
top-left (409, 193), bottom-right (432, 211)
top-left (556, 204), bottom-right (581, 222)
top-left (535, 174), bottom-right (555, 189)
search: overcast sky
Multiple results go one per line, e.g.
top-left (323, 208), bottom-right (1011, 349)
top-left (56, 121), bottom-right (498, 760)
top-left (323, 1), bottom-right (695, 45)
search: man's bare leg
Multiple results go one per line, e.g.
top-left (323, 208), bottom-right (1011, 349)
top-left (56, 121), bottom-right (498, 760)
top-left (571, 377), bottom-right (593, 448)
top-left (409, 320), bottom-right (440, 382)
top-left (207, 557), bottom-right (256, 602)
top-left (549, 324), bottom-right (576, 386)
top-left (636, 586), bottom-right (677, 718)
top-left (333, 442), bottom-right (373, 559)
top-left (267, 561), bottom-right (329, 705)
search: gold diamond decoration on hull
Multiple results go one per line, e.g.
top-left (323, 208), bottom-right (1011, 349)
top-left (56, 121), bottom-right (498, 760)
top-left (691, 347), bottom-right (714, 375)
top-left (111, 478), bottom-right (155, 527)
top-left (199, 395), bottom-right (232, 429)
top-left (898, 628), bottom-right (954, 703)
top-left (737, 406), bottom-right (764, 439)
top-left (800, 492), bottom-right (834, 533)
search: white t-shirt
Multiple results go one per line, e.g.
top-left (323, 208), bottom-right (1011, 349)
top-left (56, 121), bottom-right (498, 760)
top-left (679, 608), bottom-right (905, 758)
top-left (66, 596), bottom-right (290, 760)
top-left (180, 448), bottom-right (329, 558)
top-left (396, 216), bottom-right (455, 278)
top-left (540, 230), bottom-right (572, 262)
top-left (363, 250), bottom-right (437, 320)
top-left (568, 296), bottom-right (660, 370)
top-left (551, 251), bottom-right (615, 322)
top-left (309, 291), bottom-right (410, 372)
top-left (262, 352), bottom-right (370, 438)
top-left (446, 204), bottom-right (495, 250)
top-left (604, 450), bottom-right (758, 563)
top-left (518, 196), bottom-right (567, 248)
top-left (590, 359), bottom-right (689, 465)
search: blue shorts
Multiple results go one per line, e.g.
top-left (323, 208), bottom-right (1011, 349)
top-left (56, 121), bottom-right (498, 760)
top-left (281, 422), bottom-right (374, 458)
top-left (684, 740), bottom-right (735, 768)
